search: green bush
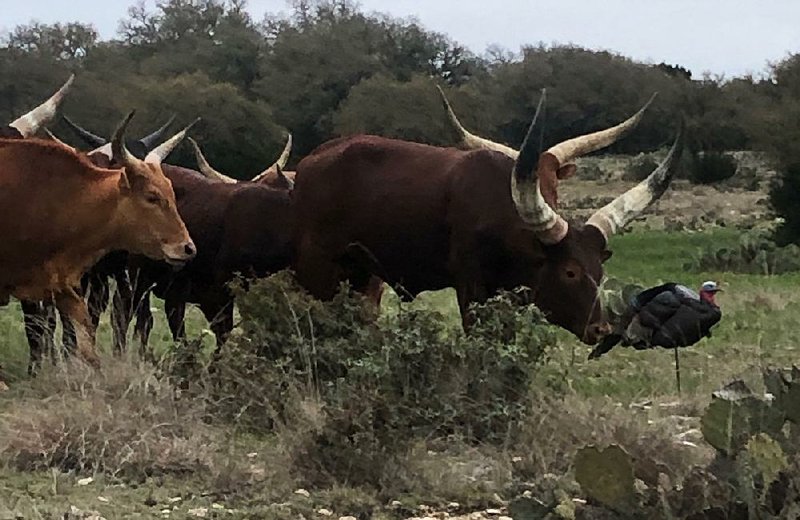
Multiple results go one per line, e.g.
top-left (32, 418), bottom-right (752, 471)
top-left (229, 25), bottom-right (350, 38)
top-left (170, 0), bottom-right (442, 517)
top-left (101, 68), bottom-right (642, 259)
top-left (623, 153), bottom-right (660, 181)
top-left (684, 229), bottom-right (800, 275)
top-left (688, 151), bottom-right (738, 184)
top-left (170, 272), bottom-right (556, 487)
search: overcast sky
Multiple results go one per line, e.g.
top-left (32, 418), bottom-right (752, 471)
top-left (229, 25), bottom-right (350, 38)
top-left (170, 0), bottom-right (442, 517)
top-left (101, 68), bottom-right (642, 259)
top-left (3, 0), bottom-right (799, 78)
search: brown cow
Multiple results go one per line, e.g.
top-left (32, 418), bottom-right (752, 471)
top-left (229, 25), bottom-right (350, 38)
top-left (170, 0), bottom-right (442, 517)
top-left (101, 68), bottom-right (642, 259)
top-left (191, 136), bottom-right (386, 308)
top-left (22, 119), bottom-right (200, 370)
top-left (58, 124), bottom-right (297, 351)
top-left (291, 91), bottom-right (682, 343)
top-left (0, 112), bottom-right (196, 371)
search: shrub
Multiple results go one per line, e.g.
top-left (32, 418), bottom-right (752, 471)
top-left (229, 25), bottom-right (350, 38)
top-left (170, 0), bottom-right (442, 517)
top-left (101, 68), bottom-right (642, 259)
top-left (172, 272), bottom-right (557, 487)
top-left (576, 161), bottom-right (604, 181)
top-left (688, 151), bottom-right (738, 184)
top-left (685, 229), bottom-right (800, 275)
top-left (623, 153), bottom-right (660, 181)
top-left (0, 357), bottom-right (219, 479)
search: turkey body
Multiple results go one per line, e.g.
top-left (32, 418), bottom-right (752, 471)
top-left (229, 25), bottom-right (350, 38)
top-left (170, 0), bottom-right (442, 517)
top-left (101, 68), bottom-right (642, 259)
top-left (589, 283), bottom-right (722, 359)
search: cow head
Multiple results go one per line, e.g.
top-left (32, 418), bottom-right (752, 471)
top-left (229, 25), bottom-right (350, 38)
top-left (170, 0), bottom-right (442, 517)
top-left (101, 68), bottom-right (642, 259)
top-left (110, 112), bottom-right (197, 266)
top-left (4, 75), bottom-right (74, 138)
top-left (439, 87), bottom-right (682, 343)
top-left (188, 133), bottom-right (294, 189)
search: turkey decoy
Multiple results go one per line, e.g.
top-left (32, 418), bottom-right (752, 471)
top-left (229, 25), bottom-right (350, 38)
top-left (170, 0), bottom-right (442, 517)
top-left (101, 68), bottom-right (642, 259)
top-left (589, 281), bottom-right (722, 360)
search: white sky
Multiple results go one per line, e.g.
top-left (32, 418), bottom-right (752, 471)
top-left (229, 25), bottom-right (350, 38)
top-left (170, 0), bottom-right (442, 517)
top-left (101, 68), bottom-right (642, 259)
top-left (3, 0), bottom-right (799, 78)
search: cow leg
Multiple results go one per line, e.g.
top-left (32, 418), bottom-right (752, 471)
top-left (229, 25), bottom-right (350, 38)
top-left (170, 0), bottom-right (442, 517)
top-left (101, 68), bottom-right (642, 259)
top-left (54, 288), bottom-right (101, 369)
top-left (60, 310), bottom-right (77, 357)
top-left (199, 293), bottom-right (234, 350)
top-left (455, 281), bottom-right (489, 331)
top-left (21, 300), bottom-right (57, 375)
top-left (128, 267), bottom-right (155, 356)
top-left (86, 272), bottom-right (109, 331)
top-left (295, 236), bottom-right (343, 300)
top-left (111, 270), bottom-right (133, 354)
top-left (363, 276), bottom-right (385, 311)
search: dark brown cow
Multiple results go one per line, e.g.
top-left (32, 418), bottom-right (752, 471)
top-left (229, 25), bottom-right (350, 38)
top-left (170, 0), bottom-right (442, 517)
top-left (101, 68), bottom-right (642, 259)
top-left (189, 134), bottom-right (296, 188)
top-left (0, 110), bottom-right (195, 373)
top-left (191, 137), bottom-right (386, 308)
top-left (291, 91), bottom-right (682, 343)
top-left (126, 163), bottom-right (294, 349)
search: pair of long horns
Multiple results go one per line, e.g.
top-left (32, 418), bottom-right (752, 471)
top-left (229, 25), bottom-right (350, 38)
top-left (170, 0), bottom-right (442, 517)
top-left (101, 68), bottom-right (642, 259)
top-left (63, 114), bottom-right (177, 153)
top-left (438, 86), bottom-right (682, 244)
top-left (188, 135), bottom-right (293, 187)
top-left (109, 113), bottom-right (199, 167)
top-left (9, 75), bottom-right (75, 137)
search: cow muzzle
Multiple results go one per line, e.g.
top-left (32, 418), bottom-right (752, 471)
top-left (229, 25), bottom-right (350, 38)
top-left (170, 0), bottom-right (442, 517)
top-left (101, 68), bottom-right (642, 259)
top-left (163, 240), bottom-right (197, 268)
top-left (583, 321), bottom-right (612, 345)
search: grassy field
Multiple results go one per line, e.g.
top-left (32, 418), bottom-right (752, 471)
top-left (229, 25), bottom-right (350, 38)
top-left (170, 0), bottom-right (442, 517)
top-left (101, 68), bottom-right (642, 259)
top-left (1, 227), bottom-right (798, 519)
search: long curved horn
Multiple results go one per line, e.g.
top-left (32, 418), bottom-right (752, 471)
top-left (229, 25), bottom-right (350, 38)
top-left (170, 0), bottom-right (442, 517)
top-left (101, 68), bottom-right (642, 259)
top-left (62, 115), bottom-right (107, 147)
top-left (9, 74), bottom-right (75, 138)
top-left (44, 128), bottom-right (76, 153)
top-left (545, 93), bottom-right (657, 165)
top-left (144, 118), bottom-right (200, 165)
top-left (586, 121), bottom-right (684, 241)
top-left (437, 85), bottom-right (518, 158)
top-left (274, 165), bottom-right (295, 190)
top-left (252, 133), bottom-right (293, 183)
top-left (511, 89), bottom-right (569, 245)
top-left (138, 115), bottom-right (176, 151)
top-left (188, 137), bottom-right (237, 183)
top-left (111, 111), bottom-right (138, 168)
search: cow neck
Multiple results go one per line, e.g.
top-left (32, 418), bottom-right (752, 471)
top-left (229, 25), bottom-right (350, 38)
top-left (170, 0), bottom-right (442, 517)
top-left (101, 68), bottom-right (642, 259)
top-left (68, 172), bottom-right (128, 272)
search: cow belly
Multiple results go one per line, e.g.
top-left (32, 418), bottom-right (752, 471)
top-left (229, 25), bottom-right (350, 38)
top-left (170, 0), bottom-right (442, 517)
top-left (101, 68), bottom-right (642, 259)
top-left (0, 248), bottom-right (97, 301)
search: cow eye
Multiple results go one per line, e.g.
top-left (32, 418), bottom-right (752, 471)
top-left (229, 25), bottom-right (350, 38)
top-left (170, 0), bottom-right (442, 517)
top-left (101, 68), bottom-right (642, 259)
top-left (145, 193), bottom-right (161, 205)
top-left (566, 269), bottom-right (577, 279)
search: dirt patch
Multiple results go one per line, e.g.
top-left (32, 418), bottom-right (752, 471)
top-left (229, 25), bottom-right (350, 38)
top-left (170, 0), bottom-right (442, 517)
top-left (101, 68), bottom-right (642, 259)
top-left (563, 151), bottom-right (775, 231)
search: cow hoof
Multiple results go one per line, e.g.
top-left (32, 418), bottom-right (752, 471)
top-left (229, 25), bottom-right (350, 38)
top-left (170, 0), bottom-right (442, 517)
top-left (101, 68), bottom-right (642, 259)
top-left (0, 381), bottom-right (8, 392)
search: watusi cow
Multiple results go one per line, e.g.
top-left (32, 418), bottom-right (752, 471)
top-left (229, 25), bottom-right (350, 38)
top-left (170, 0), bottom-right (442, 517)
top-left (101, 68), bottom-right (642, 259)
top-left (125, 144), bottom-right (295, 350)
top-left (438, 86), bottom-right (657, 210)
top-left (0, 111), bottom-right (195, 376)
top-left (292, 90), bottom-right (683, 343)
top-left (51, 126), bottom-right (296, 351)
top-left (588, 281), bottom-right (723, 359)
top-left (190, 137), bottom-right (388, 308)
top-left (0, 75), bottom-right (74, 385)
top-left (22, 118), bottom-right (199, 368)
top-left (0, 74), bottom-right (74, 139)
top-left (189, 133), bottom-right (295, 188)
top-left (62, 113), bottom-right (176, 161)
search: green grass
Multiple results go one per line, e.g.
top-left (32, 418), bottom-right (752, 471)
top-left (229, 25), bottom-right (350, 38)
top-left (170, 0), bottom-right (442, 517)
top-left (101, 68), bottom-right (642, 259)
top-left (2, 227), bottom-right (799, 517)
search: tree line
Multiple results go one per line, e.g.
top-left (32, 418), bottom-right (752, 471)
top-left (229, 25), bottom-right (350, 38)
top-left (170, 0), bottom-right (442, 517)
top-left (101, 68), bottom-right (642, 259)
top-left (1, 0), bottom-right (799, 241)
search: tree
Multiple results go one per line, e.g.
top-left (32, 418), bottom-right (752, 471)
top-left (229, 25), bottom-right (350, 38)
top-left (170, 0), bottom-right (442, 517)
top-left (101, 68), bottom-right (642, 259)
top-left (761, 55), bottom-right (800, 244)
top-left (4, 22), bottom-right (98, 60)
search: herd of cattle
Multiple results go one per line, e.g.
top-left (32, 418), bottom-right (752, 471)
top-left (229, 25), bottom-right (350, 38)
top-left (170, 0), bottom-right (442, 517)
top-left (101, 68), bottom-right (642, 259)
top-left (0, 75), bottom-right (683, 385)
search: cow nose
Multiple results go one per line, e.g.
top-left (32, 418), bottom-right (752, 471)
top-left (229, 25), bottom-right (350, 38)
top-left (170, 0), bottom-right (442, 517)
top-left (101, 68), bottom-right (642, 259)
top-left (184, 242), bottom-right (197, 258)
top-left (584, 322), bottom-right (612, 344)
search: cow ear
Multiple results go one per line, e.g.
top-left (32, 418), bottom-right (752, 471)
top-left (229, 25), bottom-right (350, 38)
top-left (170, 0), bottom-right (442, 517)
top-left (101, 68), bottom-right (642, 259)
top-left (118, 167), bottom-right (132, 193)
top-left (557, 163), bottom-right (578, 179)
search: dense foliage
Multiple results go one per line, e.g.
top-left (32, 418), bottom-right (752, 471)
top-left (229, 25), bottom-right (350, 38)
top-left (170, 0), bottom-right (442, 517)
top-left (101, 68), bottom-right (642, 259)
top-left (169, 272), bottom-right (556, 486)
top-left (2, 0), bottom-right (799, 237)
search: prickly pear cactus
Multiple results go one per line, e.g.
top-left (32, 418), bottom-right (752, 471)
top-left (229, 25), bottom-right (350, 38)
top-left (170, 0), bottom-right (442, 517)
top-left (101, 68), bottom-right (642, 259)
top-left (574, 444), bottom-right (636, 512)
top-left (700, 380), bottom-right (785, 456)
top-left (744, 434), bottom-right (787, 488)
top-left (763, 367), bottom-right (800, 425)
